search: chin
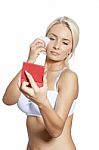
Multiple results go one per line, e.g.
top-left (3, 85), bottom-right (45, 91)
top-left (47, 57), bottom-right (61, 63)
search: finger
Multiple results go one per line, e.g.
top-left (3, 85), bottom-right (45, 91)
top-left (35, 46), bottom-right (46, 52)
top-left (30, 39), bottom-right (45, 47)
top-left (43, 72), bottom-right (48, 88)
top-left (21, 81), bottom-right (29, 90)
top-left (30, 44), bottom-right (46, 55)
top-left (25, 71), bottom-right (39, 92)
top-left (36, 38), bottom-right (46, 47)
top-left (21, 81), bottom-right (34, 97)
top-left (44, 63), bottom-right (48, 73)
top-left (17, 77), bottom-right (21, 88)
top-left (30, 44), bottom-right (45, 51)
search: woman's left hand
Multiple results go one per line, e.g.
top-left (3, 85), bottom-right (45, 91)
top-left (20, 68), bottom-right (48, 106)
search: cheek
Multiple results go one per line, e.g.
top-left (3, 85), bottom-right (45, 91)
top-left (60, 49), bottom-right (71, 59)
top-left (61, 52), bottom-right (68, 59)
top-left (47, 42), bottom-right (53, 48)
top-left (67, 43), bottom-right (72, 53)
top-left (63, 47), bottom-right (70, 54)
top-left (46, 44), bottom-right (52, 53)
top-left (63, 45), bottom-right (72, 54)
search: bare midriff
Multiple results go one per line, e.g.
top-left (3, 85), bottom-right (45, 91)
top-left (26, 115), bottom-right (76, 150)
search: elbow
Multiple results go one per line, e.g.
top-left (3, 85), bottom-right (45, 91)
top-left (50, 128), bottom-right (63, 138)
top-left (2, 98), bottom-right (11, 106)
top-left (49, 120), bottom-right (64, 138)
top-left (2, 95), bottom-right (15, 106)
top-left (52, 130), bottom-right (62, 138)
top-left (52, 132), bottom-right (62, 138)
top-left (2, 95), bottom-right (7, 105)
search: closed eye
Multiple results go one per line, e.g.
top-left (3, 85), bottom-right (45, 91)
top-left (63, 42), bottom-right (68, 45)
top-left (49, 37), bottom-right (55, 40)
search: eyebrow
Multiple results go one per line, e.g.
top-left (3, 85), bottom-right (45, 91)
top-left (48, 33), bottom-right (71, 42)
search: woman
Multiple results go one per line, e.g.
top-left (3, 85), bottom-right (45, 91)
top-left (3, 16), bottom-right (79, 150)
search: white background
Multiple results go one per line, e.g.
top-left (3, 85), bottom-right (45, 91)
top-left (0, 0), bottom-right (99, 149)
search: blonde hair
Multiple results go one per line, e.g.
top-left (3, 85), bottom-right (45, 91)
top-left (46, 16), bottom-right (79, 66)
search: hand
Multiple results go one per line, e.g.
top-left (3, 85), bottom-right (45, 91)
top-left (19, 66), bottom-right (48, 106)
top-left (27, 38), bottom-right (46, 63)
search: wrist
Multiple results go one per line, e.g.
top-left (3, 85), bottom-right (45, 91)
top-left (27, 53), bottom-right (39, 63)
top-left (38, 98), bottom-right (50, 110)
top-left (27, 57), bottom-right (36, 63)
top-left (27, 59), bottom-right (33, 63)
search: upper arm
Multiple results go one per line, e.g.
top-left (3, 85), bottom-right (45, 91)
top-left (3, 71), bottom-right (21, 105)
top-left (55, 69), bottom-right (79, 121)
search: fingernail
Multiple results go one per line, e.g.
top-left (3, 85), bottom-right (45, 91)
top-left (25, 70), bottom-right (29, 74)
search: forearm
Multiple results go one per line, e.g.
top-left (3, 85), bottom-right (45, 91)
top-left (3, 56), bottom-right (36, 105)
top-left (3, 70), bottom-right (22, 105)
top-left (38, 100), bottom-right (64, 138)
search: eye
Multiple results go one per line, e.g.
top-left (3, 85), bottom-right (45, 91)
top-left (49, 37), bottom-right (55, 40)
top-left (62, 42), bottom-right (68, 45)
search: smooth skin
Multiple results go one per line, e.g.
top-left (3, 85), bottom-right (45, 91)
top-left (3, 24), bottom-right (79, 150)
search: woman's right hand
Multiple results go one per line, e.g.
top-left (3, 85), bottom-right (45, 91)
top-left (27, 38), bottom-right (46, 63)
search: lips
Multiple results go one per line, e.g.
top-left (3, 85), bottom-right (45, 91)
top-left (50, 51), bottom-right (60, 56)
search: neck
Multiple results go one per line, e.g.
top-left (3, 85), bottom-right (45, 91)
top-left (46, 59), bottom-right (67, 72)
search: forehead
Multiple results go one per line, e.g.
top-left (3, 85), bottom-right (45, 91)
top-left (48, 23), bottom-right (72, 40)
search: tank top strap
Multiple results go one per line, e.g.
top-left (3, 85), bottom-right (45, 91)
top-left (54, 67), bottom-right (68, 91)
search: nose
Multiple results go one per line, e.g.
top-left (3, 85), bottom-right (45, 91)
top-left (53, 41), bottom-right (60, 50)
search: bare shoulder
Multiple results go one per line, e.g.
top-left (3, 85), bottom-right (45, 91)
top-left (58, 69), bottom-right (79, 99)
top-left (60, 68), bottom-right (78, 82)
